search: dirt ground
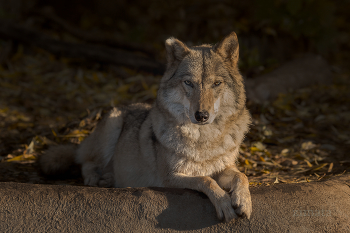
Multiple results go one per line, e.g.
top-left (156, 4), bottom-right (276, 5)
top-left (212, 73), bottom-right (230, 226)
top-left (0, 45), bottom-right (349, 186)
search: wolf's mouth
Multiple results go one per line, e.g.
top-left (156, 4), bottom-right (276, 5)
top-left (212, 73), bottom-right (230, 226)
top-left (192, 121), bottom-right (210, 125)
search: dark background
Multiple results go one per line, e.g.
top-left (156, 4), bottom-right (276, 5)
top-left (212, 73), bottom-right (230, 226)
top-left (1, 0), bottom-right (350, 74)
top-left (0, 0), bottom-right (349, 185)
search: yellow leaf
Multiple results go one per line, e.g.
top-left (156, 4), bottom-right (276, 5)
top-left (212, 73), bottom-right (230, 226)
top-left (250, 147), bottom-right (260, 152)
top-left (51, 129), bottom-right (57, 137)
top-left (79, 119), bottom-right (86, 127)
top-left (328, 163), bottom-right (333, 173)
top-left (264, 151), bottom-right (271, 156)
top-left (64, 129), bottom-right (90, 138)
top-left (312, 163), bottom-right (328, 171)
top-left (304, 159), bottom-right (313, 167)
top-left (6, 154), bottom-right (36, 162)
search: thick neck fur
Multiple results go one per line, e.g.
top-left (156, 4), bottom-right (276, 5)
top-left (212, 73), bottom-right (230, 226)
top-left (152, 39), bottom-right (250, 164)
top-left (152, 95), bottom-right (250, 163)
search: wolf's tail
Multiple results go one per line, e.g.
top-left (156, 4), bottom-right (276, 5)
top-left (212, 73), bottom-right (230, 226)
top-left (38, 144), bottom-right (79, 177)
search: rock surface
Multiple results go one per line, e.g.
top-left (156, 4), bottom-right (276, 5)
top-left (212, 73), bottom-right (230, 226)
top-left (245, 54), bottom-right (332, 103)
top-left (0, 175), bottom-right (349, 232)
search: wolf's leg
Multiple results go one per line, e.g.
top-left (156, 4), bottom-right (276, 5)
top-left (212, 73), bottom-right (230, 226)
top-left (98, 172), bottom-right (114, 187)
top-left (167, 174), bottom-right (238, 222)
top-left (82, 162), bottom-right (113, 187)
top-left (97, 156), bottom-right (114, 187)
top-left (81, 162), bottom-right (100, 186)
top-left (215, 166), bottom-right (252, 219)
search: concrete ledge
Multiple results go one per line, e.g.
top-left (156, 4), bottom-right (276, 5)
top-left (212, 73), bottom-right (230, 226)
top-left (1, 175), bottom-right (349, 232)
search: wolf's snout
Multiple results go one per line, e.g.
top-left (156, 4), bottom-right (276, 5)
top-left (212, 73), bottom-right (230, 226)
top-left (195, 111), bottom-right (209, 122)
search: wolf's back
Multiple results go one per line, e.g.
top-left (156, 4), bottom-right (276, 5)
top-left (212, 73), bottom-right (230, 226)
top-left (38, 144), bottom-right (78, 176)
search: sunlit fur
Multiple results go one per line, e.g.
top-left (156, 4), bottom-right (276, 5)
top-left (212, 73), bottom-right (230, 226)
top-left (39, 32), bottom-right (253, 222)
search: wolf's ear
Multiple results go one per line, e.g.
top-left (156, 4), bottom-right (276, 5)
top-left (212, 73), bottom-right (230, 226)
top-left (214, 32), bottom-right (239, 67)
top-left (165, 37), bottom-right (190, 68)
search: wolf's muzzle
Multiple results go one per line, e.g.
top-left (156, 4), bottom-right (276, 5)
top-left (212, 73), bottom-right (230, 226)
top-left (195, 111), bottom-right (209, 122)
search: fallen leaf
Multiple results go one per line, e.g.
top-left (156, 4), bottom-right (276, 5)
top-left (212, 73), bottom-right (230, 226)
top-left (304, 159), bottom-right (313, 167)
top-left (328, 163), bottom-right (333, 173)
top-left (301, 141), bottom-right (317, 150)
top-left (312, 163), bottom-right (328, 171)
top-left (6, 154), bottom-right (36, 162)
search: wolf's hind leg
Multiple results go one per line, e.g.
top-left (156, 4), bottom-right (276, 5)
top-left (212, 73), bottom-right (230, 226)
top-left (81, 162), bottom-right (101, 186)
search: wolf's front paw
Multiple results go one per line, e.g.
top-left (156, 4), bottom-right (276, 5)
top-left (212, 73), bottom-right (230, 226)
top-left (230, 186), bottom-right (252, 219)
top-left (84, 174), bottom-right (100, 186)
top-left (98, 172), bottom-right (114, 187)
top-left (212, 191), bottom-right (238, 222)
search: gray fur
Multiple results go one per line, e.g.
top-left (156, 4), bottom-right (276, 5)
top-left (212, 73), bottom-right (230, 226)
top-left (39, 32), bottom-right (252, 222)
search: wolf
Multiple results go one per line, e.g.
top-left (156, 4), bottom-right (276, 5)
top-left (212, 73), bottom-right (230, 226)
top-left (39, 32), bottom-right (252, 222)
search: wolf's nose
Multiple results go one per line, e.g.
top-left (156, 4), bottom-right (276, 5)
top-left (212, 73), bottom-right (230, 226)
top-left (195, 111), bottom-right (209, 122)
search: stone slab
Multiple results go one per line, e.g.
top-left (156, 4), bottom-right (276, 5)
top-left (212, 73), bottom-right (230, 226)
top-left (0, 175), bottom-right (349, 232)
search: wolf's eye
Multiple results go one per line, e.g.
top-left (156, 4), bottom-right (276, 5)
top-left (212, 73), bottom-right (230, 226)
top-left (184, 80), bottom-right (193, 87)
top-left (214, 81), bottom-right (222, 86)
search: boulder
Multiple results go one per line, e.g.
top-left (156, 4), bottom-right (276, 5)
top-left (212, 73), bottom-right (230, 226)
top-left (0, 174), bottom-right (349, 232)
top-left (245, 54), bottom-right (332, 103)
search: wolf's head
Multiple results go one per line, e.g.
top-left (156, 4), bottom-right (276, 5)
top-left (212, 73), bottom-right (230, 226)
top-left (157, 32), bottom-right (246, 125)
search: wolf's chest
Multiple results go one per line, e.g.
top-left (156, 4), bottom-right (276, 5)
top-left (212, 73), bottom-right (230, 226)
top-left (164, 124), bottom-right (237, 158)
top-left (155, 121), bottom-right (239, 175)
top-left (172, 151), bottom-right (236, 176)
